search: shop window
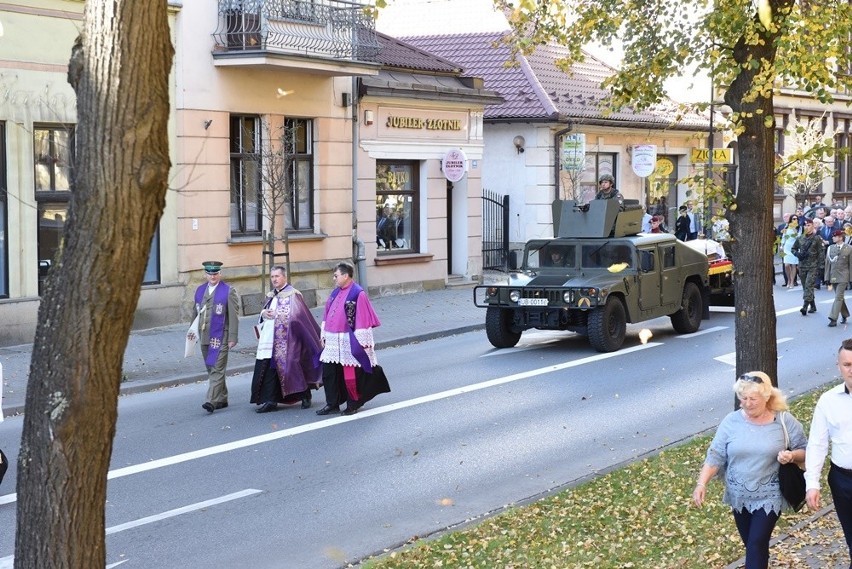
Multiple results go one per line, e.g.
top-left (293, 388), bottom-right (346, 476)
top-left (230, 115), bottom-right (262, 236)
top-left (34, 125), bottom-right (73, 295)
top-left (376, 161), bottom-right (418, 253)
top-left (647, 155), bottom-right (677, 218)
top-left (284, 118), bottom-right (313, 231)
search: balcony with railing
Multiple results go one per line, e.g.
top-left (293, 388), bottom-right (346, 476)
top-left (213, 0), bottom-right (381, 74)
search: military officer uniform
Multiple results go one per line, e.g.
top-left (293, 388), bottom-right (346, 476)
top-left (192, 261), bottom-right (240, 413)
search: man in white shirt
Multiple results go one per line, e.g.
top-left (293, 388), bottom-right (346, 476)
top-left (806, 339), bottom-right (852, 565)
top-left (686, 201), bottom-right (700, 240)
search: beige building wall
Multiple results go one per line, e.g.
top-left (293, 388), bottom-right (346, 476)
top-left (773, 90), bottom-right (852, 218)
top-left (173, 1), bottom-right (364, 315)
top-left (0, 1), bottom-right (181, 345)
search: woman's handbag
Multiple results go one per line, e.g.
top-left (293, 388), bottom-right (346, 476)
top-left (778, 412), bottom-right (806, 512)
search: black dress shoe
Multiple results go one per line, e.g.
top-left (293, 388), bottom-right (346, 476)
top-left (256, 402), bottom-right (277, 413)
top-left (829, 319), bottom-right (838, 327)
top-left (316, 405), bottom-right (340, 416)
top-left (301, 392), bottom-right (312, 409)
top-left (843, 316), bottom-right (848, 324)
top-left (342, 406), bottom-right (359, 416)
top-left (202, 402), bottom-right (215, 413)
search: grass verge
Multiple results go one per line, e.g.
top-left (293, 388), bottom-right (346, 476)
top-left (362, 385), bottom-right (834, 569)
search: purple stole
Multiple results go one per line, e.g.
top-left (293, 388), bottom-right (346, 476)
top-left (325, 283), bottom-right (373, 373)
top-left (195, 282), bottom-right (231, 367)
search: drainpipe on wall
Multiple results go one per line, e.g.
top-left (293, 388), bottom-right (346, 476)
top-left (351, 75), bottom-right (368, 289)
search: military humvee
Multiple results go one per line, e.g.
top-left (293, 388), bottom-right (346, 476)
top-left (474, 199), bottom-right (721, 352)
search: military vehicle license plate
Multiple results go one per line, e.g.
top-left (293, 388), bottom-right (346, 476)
top-left (518, 298), bottom-right (548, 306)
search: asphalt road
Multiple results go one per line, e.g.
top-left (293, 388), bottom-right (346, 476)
top-left (0, 287), bottom-right (844, 568)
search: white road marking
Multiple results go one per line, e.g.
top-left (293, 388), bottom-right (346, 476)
top-left (105, 488), bottom-right (261, 535)
top-left (709, 306), bottom-right (736, 313)
top-left (675, 325), bottom-right (728, 338)
top-left (714, 337), bottom-right (793, 367)
top-left (0, 343), bottom-right (660, 507)
top-left (481, 338), bottom-right (564, 356)
top-left (0, 491), bottom-right (260, 565)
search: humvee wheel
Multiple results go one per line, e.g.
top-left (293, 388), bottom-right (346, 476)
top-left (671, 282), bottom-right (703, 334)
top-left (588, 298), bottom-right (626, 353)
top-left (485, 307), bottom-right (521, 348)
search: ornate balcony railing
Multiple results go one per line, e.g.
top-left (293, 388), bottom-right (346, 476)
top-left (213, 0), bottom-right (380, 62)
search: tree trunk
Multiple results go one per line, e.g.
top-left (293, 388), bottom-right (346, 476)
top-left (15, 2), bottom-right (172, 567)
top-left (725, 2), bottom-right (793, 386)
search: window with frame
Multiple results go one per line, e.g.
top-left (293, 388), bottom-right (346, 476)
top-left (578, 152), bottom-right (617, 203)
top-left (835, 117), bottom-right (852, 196)
top-left (284, 118), bottom-right (313, 231)
top-left (34, 125), bottom-right (73, 295)
top-left (375, 161), bottom-right (418, 254)
top-left (230, 115), bottom-right (262, 236)
top-left (774, 113), bottom-right (789, 195)
top-left (0, 123), bottom-right (6, 298)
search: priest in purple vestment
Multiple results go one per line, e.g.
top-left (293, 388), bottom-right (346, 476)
top-left (251, 266), bottom-right (323, 413)
top-left (316, 261), bottom-right (387, 416)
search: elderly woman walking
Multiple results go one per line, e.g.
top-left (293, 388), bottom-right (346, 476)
top-left (692, 372), bottom-right (807, 569)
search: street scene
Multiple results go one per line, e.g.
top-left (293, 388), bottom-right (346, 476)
top-left (4, 0), bottom-right (852, 567)
top-left (0, 285), bottom-right (849, 568)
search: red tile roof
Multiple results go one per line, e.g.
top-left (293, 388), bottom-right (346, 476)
top-left (403, 31), bottom-right (708, 130)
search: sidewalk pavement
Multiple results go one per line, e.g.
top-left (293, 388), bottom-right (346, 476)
top-left (0, 283), bottom-right (848, 568)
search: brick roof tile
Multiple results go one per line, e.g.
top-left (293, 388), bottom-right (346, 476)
top-left (403, 31), bottom-right (708, 129)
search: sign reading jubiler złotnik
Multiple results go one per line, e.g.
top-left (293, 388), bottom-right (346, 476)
top-left (443, 148), bottom-right (467, 183)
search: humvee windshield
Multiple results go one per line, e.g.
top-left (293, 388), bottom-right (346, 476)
top-left (580, 242), bottom-right (634, 269)
top-left (527, 243), bottom-right (577, 269)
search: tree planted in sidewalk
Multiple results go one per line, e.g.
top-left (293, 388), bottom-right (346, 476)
top-left (15, 1), bottom-right (172, 566)
top-left (493, 0), bottom-right (852, 382)
top-left (254, 117), bottom-right (303, 279)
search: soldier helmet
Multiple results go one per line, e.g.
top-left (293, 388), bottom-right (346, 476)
top-left (599, 174), bottom-right (615, 184)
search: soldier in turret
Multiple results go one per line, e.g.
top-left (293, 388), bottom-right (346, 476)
top-left (595, 174), bottom-right (622, 203)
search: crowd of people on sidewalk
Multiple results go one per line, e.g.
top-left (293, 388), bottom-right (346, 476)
top-left (692, 341), bottom-right (852, 569)
top-left (187, 260), bottom-right (390, 417)
top-left (777, 202), bottom-right (852, 327)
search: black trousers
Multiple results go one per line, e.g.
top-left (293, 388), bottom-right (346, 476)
top-left (321, 363), bottom-right (357, 408)
top-left (829, 463), bottom-right (852, 559)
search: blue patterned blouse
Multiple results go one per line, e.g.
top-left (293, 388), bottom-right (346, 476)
top-left (705, 410), bottom-right (807, 514)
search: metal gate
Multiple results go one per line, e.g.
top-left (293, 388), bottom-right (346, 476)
top-left (482, 189), bottom-right (509, 271)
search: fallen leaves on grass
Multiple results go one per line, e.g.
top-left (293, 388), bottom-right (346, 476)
top-left (361, 388), bottom-right (833, 569)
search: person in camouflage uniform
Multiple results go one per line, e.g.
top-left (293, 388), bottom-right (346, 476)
top-left (792, 218), bottom-right (826, 315)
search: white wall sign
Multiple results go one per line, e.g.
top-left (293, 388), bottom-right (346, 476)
top-left (443, 148), bottom-right (467, 183)
top-left (561, 133), bottom-right (586, 171)
top-left (632, 144), bottom-right (657, 178)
